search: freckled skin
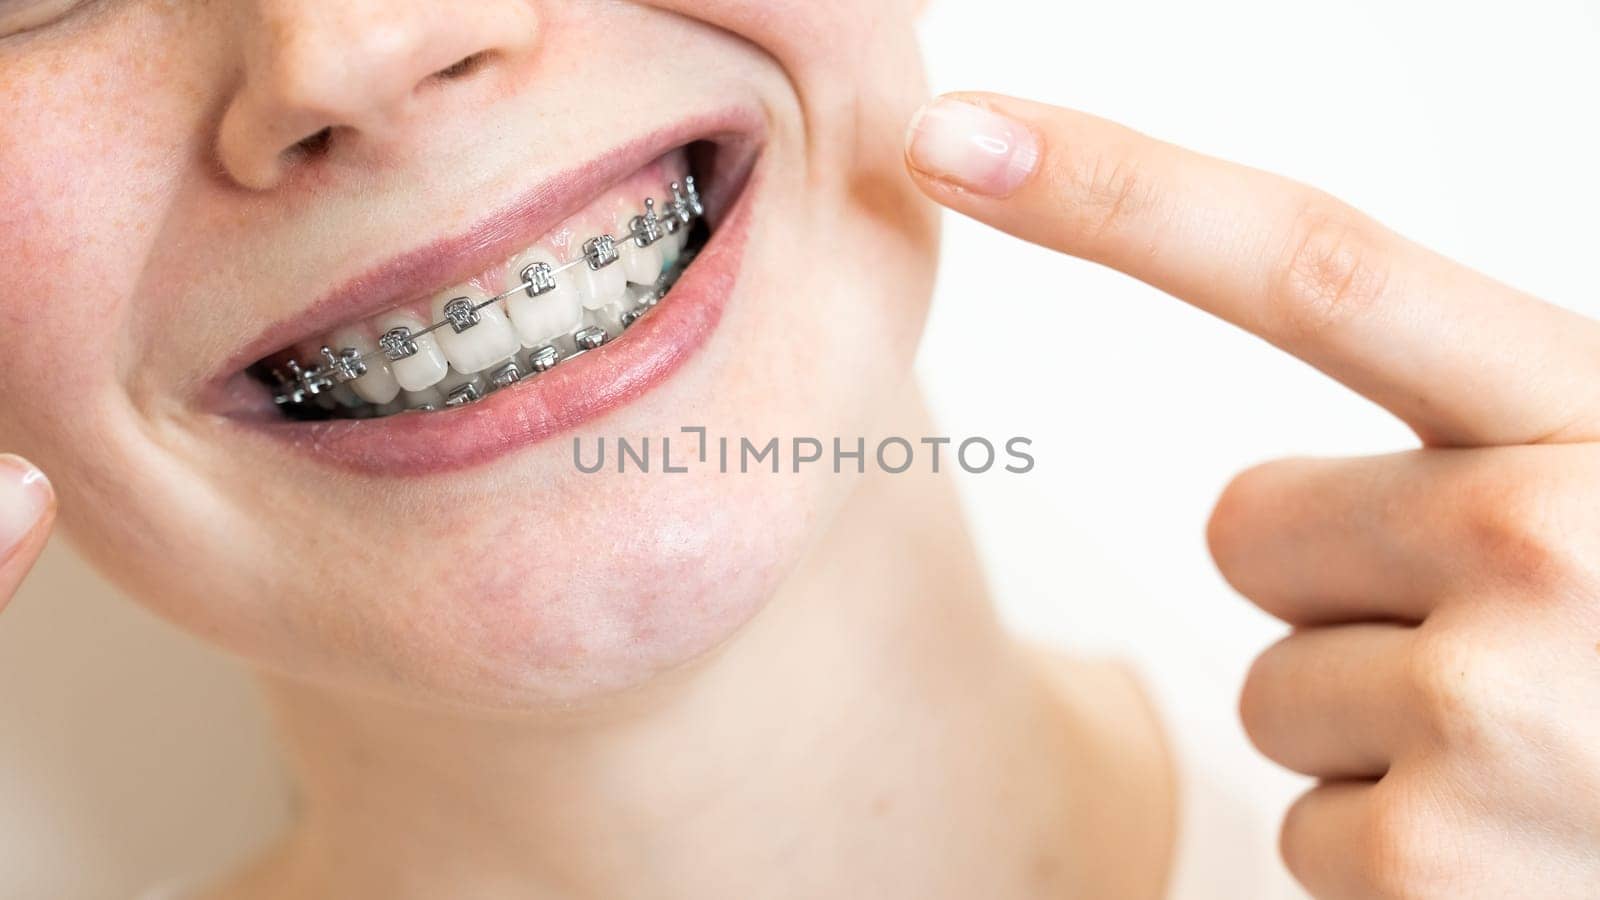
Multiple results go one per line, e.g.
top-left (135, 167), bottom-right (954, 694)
top-left (0, 0), bottom-right (939, 709)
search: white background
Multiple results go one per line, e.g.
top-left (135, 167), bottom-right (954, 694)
top-left (2, 1), bottom-right (1597, 896)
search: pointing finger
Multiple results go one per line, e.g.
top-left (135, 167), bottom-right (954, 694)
top-left (905, 92), bottom-right (1600, 447)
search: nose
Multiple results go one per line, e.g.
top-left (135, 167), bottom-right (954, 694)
top-left (217, 0), bottom-right (539, 191)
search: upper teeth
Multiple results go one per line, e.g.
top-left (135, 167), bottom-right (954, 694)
top-left (270, 176), bottom-right (704, 415)
top-left (430, 287), bottom-right (521, 375)
top-left (617, 207), bottom-right (667, 285)
top-left (329, 327), bottom-right (400, 405)
top-left (375, 310), bottom-right (449, 393)
top-left (504, 247), bottom-right (583, 346)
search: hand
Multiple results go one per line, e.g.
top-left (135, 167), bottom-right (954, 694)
top-left (0, 454), bottom-right (55, 613)
top-left (905, 93), bottom-right (1600, 897)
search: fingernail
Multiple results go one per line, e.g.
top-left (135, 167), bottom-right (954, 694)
top-left (0, 455), bottom-right (52, 561)
top-left (906, 97), bottom-right (1041, 197)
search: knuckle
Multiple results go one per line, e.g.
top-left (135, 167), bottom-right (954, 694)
top-left (1279, 788), bottom-right (1447, 899)
top-left (1405, 629), bottom-right (1516, 752)
top-left (1268, 194), bottom-right (1394, 342)
top-left (1408, 621), bottom-right (1571, 761)
top-left (1361, 788), bottom-right (1453, 898)
top-left (1455, 466), bottom-right (1587, 592)
top-left (1064, 151), bottom-right (1156, 244)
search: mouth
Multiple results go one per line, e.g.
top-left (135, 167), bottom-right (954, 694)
top-left (242, 130), bottom-right (753, 423)
top-left (209, 111), bottom-right (765, 474)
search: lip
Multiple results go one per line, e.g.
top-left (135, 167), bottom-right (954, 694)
top-left (231, 156), bottom-right (761, 477)
top-left (211, 106), bottom-right (765, 390)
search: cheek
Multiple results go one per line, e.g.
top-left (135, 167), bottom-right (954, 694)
top-left (680, 0), bottom-right (921, 65)
top-left (0, 103), bottom-right (115, 383)
top-left (651, 0), bottom-right (930, 155)
top-left (0, 21), bottom-right (194, 440)
top-left (677, 0), bottom-right (940, 311)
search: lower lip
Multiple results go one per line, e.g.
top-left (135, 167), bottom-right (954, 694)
top-left (245, 176), bottom-right (757, 477)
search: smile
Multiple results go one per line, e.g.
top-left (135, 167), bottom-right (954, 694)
top-left (254, 154), bottom-right (717, 419)
top-left (220, 112), bottom-right (764, 474)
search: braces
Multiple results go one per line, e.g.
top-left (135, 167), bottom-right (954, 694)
top-left (270, 176), bottom-right (706, 412)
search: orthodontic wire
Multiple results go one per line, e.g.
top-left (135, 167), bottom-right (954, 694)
top-left (274, 176), bottom-right (705, 405)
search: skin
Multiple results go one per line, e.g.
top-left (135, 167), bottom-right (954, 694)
top-left (0, 4), bottom-right (1592, 900)
top-left (907, 93), bottom-right (1600, 896)
top-left (1, 2), bottom-right (1172, 897)
top-left (1, 0), bottom-right (939, 706)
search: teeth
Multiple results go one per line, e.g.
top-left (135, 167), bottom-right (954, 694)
top-left (429, 287), bottom-right (521, 375)
top-left (574, 251), bottom-right (628, 311)
top-left (659, 227), bottom-right (683, 267)
top-left (330, 328), bottom-right (402, 405)
top-left (269, 170), bottom-right (705, 419)
top-left (403, 388), bottom-right (444, 411)
top-left (439, 368), bottom-right (484, 391)
top-left (331, 385), bottom-right (364, 408)
top-left (438, 368), bottom-right (487, 407)
top-left (504, 248), bottom-right (583, 347)
top-left (616, 213), bottom-right (666, 285)
top-left (376, 311), bottom-right (449, 392)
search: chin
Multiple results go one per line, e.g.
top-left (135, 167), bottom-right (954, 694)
top-left (383, 475), bottom-right (808, 709)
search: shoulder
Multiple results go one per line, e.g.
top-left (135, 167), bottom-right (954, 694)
top-left (1051, 644), bottom-right (1310, 899)
top-left (1029, 646), bottom-right (1179, 899)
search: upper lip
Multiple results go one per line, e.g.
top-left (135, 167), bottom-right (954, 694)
top-left (215, 107), bottom-right (764, 387)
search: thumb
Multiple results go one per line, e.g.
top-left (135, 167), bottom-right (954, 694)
top-left (0, 454), bottom-right (56, 609)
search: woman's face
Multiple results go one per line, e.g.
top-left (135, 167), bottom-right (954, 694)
top-left (0, 0), bottom-right (938, 707)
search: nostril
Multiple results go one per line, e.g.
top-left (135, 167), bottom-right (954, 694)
top-left (432, 52), bottom-right (491, 82)
top-left (292, 126), bottom-right (335, 158)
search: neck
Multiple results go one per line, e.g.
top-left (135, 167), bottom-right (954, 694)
top-left (232, 386), bottom-right (1163, 899)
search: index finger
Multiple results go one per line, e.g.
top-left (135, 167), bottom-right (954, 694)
top-left (905, 92), bottom-right (1600, 447)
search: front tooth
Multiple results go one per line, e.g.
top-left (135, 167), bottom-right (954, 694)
top-left (574, 251), bottom-right (627, 311)
top-left (331, 327), bottom-right (401, 405)
top-left (617, 213), bottom-right (665, 285)
top-left (504, 248), bottom-right (583, 347)
top-left (403, 388), bottom-right (444, 410)
top-left (439, 368), bottom-right (484, 393)
top-left (375, 311), bottom-right (449, 392)
top-left (430, 287), bottom-right (521, 375)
